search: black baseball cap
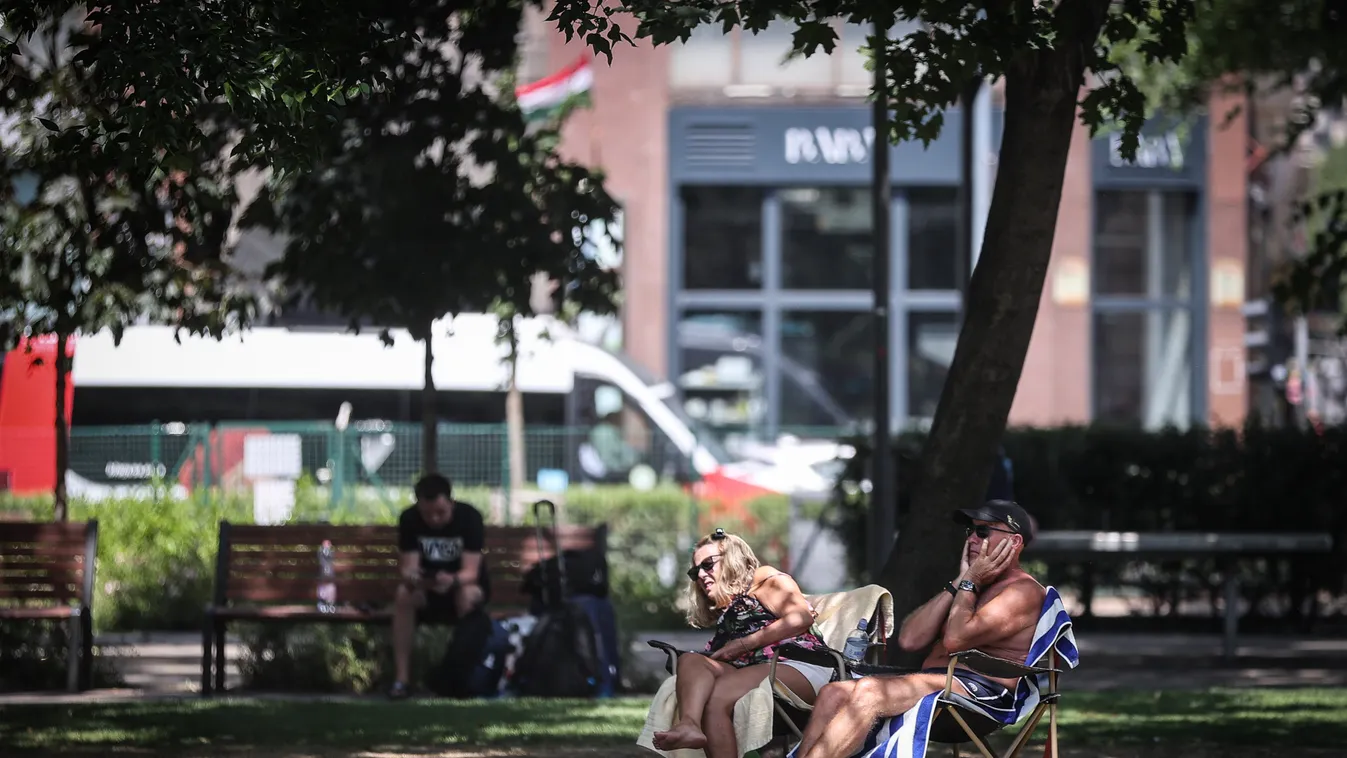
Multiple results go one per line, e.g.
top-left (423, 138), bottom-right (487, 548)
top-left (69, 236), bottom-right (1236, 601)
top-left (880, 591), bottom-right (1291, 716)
top-left (954, 500), bottom-right (1036, 544)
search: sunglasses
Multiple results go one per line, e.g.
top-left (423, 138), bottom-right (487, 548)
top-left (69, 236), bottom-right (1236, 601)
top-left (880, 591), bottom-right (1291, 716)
top-left (687, 556), bottom-right (720, 582)
top-left (966, 524), bottom-right (1017, 540)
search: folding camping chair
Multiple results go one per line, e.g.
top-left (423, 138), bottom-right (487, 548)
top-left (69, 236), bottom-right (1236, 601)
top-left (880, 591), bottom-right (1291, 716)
top-left (801, 586), bottom-right (1078, 758)
top-left (646, 584), bottom-right (894, 758)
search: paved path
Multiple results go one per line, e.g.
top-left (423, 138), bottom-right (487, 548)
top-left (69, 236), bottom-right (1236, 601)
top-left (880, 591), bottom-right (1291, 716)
top-left (2, 628), bottom-right (1344, 703)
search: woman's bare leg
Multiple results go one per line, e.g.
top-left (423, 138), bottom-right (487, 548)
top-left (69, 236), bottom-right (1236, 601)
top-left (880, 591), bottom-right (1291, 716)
top-left (653, 654), bottom-right (729, 751)
top-left (702, 663), bottom-right (815, 758)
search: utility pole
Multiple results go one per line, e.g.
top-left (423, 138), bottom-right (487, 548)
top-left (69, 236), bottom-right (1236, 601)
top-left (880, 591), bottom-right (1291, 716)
top-left (869, 14), bottom-right (895, 580)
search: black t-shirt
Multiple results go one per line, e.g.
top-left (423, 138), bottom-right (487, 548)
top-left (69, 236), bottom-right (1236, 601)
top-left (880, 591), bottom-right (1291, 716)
top-left (397, 501), bottom-right (488, 592)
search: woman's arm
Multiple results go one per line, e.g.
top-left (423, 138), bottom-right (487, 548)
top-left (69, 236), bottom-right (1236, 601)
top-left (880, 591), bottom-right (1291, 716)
top-left (711, 569), bottom-right (814, 660)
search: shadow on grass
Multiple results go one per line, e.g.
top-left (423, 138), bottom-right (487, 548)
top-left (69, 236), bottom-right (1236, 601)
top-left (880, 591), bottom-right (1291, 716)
top-left (0, 697), bottom-right (651, 751)
top-left (1016, 689), bottom-right (1347, 749)
top-left (3, 689), bottom-right (1346, 752)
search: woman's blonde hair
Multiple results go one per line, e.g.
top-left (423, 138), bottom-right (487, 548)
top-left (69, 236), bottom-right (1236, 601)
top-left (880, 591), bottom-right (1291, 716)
top-left (685, 529), bottom-right (759, 629)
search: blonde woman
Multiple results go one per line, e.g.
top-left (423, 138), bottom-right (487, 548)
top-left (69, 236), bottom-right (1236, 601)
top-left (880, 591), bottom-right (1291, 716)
top-left (652, 528), bottom-right (834, 758)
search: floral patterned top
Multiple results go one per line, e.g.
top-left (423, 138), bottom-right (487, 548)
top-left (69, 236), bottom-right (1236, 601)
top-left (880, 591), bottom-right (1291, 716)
top-left (703, 586), bottom-right (828, 668)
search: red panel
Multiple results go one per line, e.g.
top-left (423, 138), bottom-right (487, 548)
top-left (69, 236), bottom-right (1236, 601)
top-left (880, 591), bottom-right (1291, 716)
top-left (0, 335), bottom-right (76, 494)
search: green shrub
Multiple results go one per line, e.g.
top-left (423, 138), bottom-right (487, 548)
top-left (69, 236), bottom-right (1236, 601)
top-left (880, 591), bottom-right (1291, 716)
top-left (1, 483), bottom-right (804, 692)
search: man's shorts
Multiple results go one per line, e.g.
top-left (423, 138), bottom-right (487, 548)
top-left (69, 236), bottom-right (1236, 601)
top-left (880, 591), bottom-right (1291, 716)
top-left (921, 667), bottom-right (1016, 716)
top-left (416, 585), bottom-right (490, 625)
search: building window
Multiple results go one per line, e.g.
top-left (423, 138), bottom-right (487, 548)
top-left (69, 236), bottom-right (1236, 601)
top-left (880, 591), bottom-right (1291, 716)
top-left (780, 187), bottom-right (873, 289)
top-left (907, 311), bottom-right (959, 421)
top-left (682, 186), bottom-right (764, 290)
top-left (669, 20), bottom-right (922, 93)
top-left (780, 310), bottom-right (875, 429)
top-left (677, 310), bottom-right (766, 432)
top-left (1092, 190), bottom-right (1197, 429)
top-left (907, 188), bottom-right (960, 291)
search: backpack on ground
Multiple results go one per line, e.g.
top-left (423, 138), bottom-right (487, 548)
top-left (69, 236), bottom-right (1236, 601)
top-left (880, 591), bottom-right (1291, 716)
top-left (510, 499), bottom-right (603, 698)
top-left (427, 609), bottom-right (511, 699)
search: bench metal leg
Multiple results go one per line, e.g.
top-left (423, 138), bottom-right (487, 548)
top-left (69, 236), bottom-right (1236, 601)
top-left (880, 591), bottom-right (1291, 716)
top-left (66, 614), bottom-right (80, 693)
top-left (213, 620), bottom-right (227, 693)
top-left (1222, 571), bottom-right (1239, 659)
top-left (201, 612), bottom-right (214, 696)
top-left (79, 609), bottom-right (93, 691)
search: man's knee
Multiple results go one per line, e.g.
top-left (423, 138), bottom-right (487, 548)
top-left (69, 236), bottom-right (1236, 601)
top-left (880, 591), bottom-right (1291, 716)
top-left (395, 584), bottom-right (421, 611)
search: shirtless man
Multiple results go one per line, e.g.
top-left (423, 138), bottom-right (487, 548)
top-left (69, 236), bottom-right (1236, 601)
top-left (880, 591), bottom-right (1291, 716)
top-left (791, 500), bottom-right (1046, 758)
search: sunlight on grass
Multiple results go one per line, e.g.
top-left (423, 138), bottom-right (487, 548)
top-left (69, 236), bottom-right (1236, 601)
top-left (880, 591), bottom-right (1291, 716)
top-left (1, 690), bottom-right (1345, 751)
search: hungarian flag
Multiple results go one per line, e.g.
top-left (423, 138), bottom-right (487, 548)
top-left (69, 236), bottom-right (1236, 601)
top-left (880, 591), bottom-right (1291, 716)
top-left (515, 56), bottom-right (593, 123)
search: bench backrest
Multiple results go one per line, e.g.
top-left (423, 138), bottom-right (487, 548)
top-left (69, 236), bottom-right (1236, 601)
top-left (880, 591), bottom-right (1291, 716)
top-left (0, 520), bottom-right (98, 607)
top-left (214, 521), bottom-right (607, 613)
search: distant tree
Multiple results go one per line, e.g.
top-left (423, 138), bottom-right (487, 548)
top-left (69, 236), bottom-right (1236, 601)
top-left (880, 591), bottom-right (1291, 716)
top-left (0, 12), bottom-right (250, 519)
top-left (248, 0), bottom-right (620, 477)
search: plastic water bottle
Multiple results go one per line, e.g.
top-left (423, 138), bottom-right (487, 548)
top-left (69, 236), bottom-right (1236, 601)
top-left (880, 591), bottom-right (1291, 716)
top-left (842, 618), bottom-right (869, 663)
top-left (316, 540), bottom-right (337, 613)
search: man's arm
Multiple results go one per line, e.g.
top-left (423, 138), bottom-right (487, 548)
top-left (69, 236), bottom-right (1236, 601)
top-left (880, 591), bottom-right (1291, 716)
top-left (897, 540), bottom-right (972, 652)
top-left (896, 588), bottom-right (957, 652)
top-left (940, 578), bottom-right (1039, 653)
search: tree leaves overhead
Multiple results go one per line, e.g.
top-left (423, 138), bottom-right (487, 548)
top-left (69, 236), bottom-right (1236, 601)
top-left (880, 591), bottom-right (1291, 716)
top-left (1138, 0), bottom-right (1347, 326)
top-left (548, 0), bottom-right (1194, 156)
top-left (2, 0), bottom-right (407, 174)
top-left (248, 0), bottom-right (621, 343)
top-left (0, 12), bottom-right (253, 351)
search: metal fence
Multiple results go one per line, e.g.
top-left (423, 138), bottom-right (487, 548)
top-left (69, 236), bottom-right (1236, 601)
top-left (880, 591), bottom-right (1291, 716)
top-left (64, 421), bottom-right (701, 496)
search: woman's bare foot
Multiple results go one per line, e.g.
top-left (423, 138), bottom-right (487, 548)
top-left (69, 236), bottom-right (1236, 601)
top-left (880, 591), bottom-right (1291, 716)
top-left (652, 720), bottom-right (709, 751)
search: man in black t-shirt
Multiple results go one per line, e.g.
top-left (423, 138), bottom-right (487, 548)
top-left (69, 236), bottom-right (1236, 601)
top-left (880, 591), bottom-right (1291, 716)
top-left (388, 473), bottom-right (490, 699)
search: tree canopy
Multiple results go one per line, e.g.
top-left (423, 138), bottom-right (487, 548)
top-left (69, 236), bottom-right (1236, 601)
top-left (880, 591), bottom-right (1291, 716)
top-left (245, 0), bottom-right (621, 475)
top-left (0, 12), bottom-right (253, 517)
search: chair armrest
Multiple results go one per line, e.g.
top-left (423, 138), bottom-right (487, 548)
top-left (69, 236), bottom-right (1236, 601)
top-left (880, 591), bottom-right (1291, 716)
top-left (848, 662), bottom-right (921, 677)
top-left (647, 640), bottom-right (694, 675)
top-left (774, 644), bottom-right (849, 681)
top-left (949, 649), bottom-right (1056, 679)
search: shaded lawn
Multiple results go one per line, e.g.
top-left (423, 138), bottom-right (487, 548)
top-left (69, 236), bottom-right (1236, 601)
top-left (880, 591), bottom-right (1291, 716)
top-left (1, 689), bottom-right (1345, 753)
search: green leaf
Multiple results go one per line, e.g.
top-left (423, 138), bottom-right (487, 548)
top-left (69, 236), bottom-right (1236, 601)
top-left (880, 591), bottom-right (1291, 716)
top-left (37, 118), bottom-right (60, 132)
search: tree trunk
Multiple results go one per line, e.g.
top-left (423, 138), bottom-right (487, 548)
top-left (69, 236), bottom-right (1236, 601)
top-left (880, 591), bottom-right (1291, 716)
top-left (53, 332), bottom-right (71, 522)
top-left (421, 330), bottom-right (438, 476)
top-left (506, 335), bottom-right (527, 511)
top-left (878, 24), bottom-right (1103, 663)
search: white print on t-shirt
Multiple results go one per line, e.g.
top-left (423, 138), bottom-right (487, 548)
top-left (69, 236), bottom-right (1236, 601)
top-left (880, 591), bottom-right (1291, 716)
top-left (419, 536), bottom-right (463, 564)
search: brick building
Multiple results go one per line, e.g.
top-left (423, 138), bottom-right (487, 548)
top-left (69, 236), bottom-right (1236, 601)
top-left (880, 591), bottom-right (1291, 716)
top-left (526, 14), bottom-right (1249, 445)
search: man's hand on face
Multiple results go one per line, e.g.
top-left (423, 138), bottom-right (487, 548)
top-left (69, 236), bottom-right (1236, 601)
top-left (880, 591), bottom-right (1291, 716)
top-left (964, 538), bottom-right (1017, 587)
top-left (957, 539), bottom-right (972, 580)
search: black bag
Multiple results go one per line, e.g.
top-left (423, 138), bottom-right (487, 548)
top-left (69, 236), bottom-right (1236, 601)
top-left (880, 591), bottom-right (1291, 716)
top-left (510, 500), bottom-right (602, 698)
top-left (427, 610), bottom-right (511, 699)
top-left (521, 545), bottom-right (610, 609)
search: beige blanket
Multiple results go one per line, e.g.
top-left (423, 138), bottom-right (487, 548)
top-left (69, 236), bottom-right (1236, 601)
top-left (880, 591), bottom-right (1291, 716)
top-left (637, 584), bottom-right (895, 757)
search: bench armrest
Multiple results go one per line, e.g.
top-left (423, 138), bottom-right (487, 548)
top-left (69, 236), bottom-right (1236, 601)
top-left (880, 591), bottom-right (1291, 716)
top-left (949, 649), bottom-right (1057, 679)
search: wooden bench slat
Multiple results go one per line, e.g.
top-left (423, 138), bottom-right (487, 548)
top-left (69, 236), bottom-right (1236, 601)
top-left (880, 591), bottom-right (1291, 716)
top-left (0, 605), bottom-right (81, 619)
top-left (0, 586), bottom-right (82, 600)
top-left (0, 545), bottom-right (89, 560)
top-left (0, 523), bottom-right (91, 543)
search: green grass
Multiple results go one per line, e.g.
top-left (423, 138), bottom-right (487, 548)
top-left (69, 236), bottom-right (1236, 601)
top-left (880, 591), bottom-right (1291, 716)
top-left (1, 689), bottom-right (1345, 752)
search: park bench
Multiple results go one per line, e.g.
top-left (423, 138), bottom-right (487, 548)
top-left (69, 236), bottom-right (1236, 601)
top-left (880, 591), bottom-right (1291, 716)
top-left (0, 520), bottom-right (99, 692)
top-left (200, 519), bottom-right (607, 695)
top-left (1026, 530), bottom-right (1334, 658)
